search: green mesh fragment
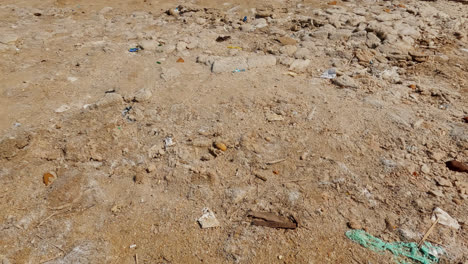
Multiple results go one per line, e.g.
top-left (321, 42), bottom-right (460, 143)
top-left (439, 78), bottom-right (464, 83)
top-left (346, 229), bottom-right (444, 264)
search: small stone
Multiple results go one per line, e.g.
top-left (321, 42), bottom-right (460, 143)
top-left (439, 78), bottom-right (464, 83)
top-left (431, 207), bottom-right (460, 229)
top-left (421, 164), bottom-right (430, 174)
top-left (428, 189), bottom-right (443, 197)
top-left (435, 177), bottom-right (452, 187)
top-left (332, 75), bottom-right (358, 89)
top-left (294, 48), bottom-right (311, 59)
top-left (55, 105), bottom-right (70, 113)
top-left (139, 40), bottom-right (158, 51)
top-left (133, 88), bottom-right (152, 102)
top-left (161, 67), bottom-right (181, 81)
top-left (146, 164), bottom-right (156, 173)
top-left (252, 18), bottom-right (268, 29)
top-left (452, 198), bottom-right (462, 205)
top-left (134, 174), bottom-right (144, 184)
top-left (279, 45), bottom-right (297, 56)
top-left (347, 220), bottom-right (362, 229)
top-left (197, 208), bottom-right (220, 228)
top-left (96, 93), bottom-right (123, 108)
top-left (176, 42), bottom-right (187, 52)
top-left (212, 57), bottom-right (248, 73)
top-left (289, 59), bottom-right (310, 73)
top-left (265, 112), bottom-right (284, 122)
top-left (214, 142), bottom-right (227, 151)
top-left (277, 36), bottom-right (297, 46)
top-left (241, 24), bottom-right (254, 32)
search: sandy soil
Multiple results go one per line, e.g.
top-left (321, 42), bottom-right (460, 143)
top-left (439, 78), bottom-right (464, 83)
top-left (0, 0), bottom-right (467, 263)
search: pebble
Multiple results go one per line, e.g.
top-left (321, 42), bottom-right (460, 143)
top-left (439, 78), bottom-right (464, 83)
top-left (289, 59), bottom-right (310, 73)
top-left (133, 88), bottom-right (152, 102)
top-left (198, 208), bottom-right (220, 228)
top-left (55, 105), bottom-right (70, 113)
top-left (277, 36), bottom-right (297, 46)
top-left (420, 164), bottom-right (430, 174)
top-left (212, 57), bottom-right (248, 73)
top-left (214, 142), bottom-right (227, 151)
top-left (435, 177), bottom-right (452, 187)
top-left (332, 75), bottom-right (358, 89)
top-left (347, 220), bottom-right (362, 229)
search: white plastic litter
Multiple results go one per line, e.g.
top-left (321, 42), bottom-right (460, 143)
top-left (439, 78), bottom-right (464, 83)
top-left (431, 207), bottom-right (460, 229)
top-left (320, 68), bottom-right (337, 79)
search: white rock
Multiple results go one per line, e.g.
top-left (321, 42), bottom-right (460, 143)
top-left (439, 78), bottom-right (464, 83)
top-left (432, 208), bottom-right (460, 229)
top-left (421, 164), bottom-right (430, 174)
top-left (332, 75), bottom-right (358, 89)
top-left (161, 67), bottom-right (181, 81)
top-left (139, 40), bottom-right (158, 51)
top-left (294, 48), bottom-right (311, 59)
top-left (67, 76), bottom-right (78, 82)
top-left (197, 208), bottom-right (220, 228)
top-left (134, 88), bottom-right (152, 102)
top-left (289, 59), bottom-right (310, 73)
top-left (247, 55), bottom-right (276, 69)
top-left (252, 18), bottom-right (268, 29)
top-left (279, 45), bottom-right (297, 56)
top-left (55, 105), bottom-right (70, 113)
top-left (176, 41), bottom-right (187, 51)
top-left (212, 57), bottom-right (248, 73)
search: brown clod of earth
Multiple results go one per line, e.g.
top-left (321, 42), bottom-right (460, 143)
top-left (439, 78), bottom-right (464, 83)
top-left (446, 160), bottom-right (468, 173)
top-left (216, 36), bottom-right (231, 42)
top-left (276, 36), bottom-right (297, 46)
top-left (248, 211), bottom-right (297, 229)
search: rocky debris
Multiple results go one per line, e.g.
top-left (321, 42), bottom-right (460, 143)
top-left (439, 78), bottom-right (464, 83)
top-left (198, 208), bottom-right (220, 228)
top-left (289, 59), bottom-right (310, 73)
top-left (212, 57), bottom-right (248, 73)
top-left (332, 75), bottom-right (358, 89)
top-left (95, 93), bottom-right (124, 108)
top-left (133, 88), bottom-right (153, 102)
top-left (276, 36), bottom-right (297, 46)
top-left (161, 67), bottom-right (181, 81)
top-left (139, 39), bottom-right (159, 51)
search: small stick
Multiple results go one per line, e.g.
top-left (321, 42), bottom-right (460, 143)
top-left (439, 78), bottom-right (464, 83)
top-left (418, 218), bottom-right (439, 248)
top-left (254, 173), bottom-right (267, 181)
top-left (135, 254), bottom-right (139, 264)
top-left (266, 159), bottom-right (286, 165)
top-left (36, 211), bottom-right (61, 228)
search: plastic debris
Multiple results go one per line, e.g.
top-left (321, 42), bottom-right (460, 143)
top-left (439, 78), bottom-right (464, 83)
top-left (232, 68), bottom-right (246, 73)
top-left (156, 61), bottom-right (161, 64)
top-left (176, 58), bottom-right (184, 63)
top-left (43, 172), bottom-right (56, 186)
top-left (122, 106), bottom-right (132, 117)
top-left (431, 207), bottom-right (460, 229)
top-left (346, 229), bottom-right (444, 264)
top-left (197, 208), bottom-right (220, 228)
top-left (129, 244), bottom-right (137, 249)
top-left (129, 46), bottom-right (143, 52)
top-left (243, 16), bottom-right (247, 22)
top-left (320, 68), bottom-right (337, 79)
top-left (227, 46), bottom-right (242, 50)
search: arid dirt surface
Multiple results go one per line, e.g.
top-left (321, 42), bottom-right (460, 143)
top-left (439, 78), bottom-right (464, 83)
top-left (0, 0), bottom-right (467, 263)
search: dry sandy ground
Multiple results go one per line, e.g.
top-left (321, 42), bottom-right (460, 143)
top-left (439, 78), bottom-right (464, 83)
top-left (0, 0), bottom-right (467, 263)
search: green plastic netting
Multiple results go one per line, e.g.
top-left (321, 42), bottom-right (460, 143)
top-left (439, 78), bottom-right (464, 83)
top-left (346, 229), bottom-right (444, 264)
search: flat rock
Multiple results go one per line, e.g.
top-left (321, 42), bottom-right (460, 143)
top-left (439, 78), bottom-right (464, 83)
top-left (289, 59), bottom-right (310, 73)
top-left (139, 40), bottom-right (158, 51)
top-left (161, 67), bottom-right (181, 81)
top-left (198, 208), bottom-right (220, 228)
top-left (212, 57), bottom-right (248, 73)
top-left (96, 93), bottom-right (123, 108)
top-left (279, 45), bottom-right (297, 56)
top-left (277, 36), bottom-right (297, 46)
top-left (133, 88), bottom-right (152, 102)
top-left (332, 75), bottom-right (358, 89)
